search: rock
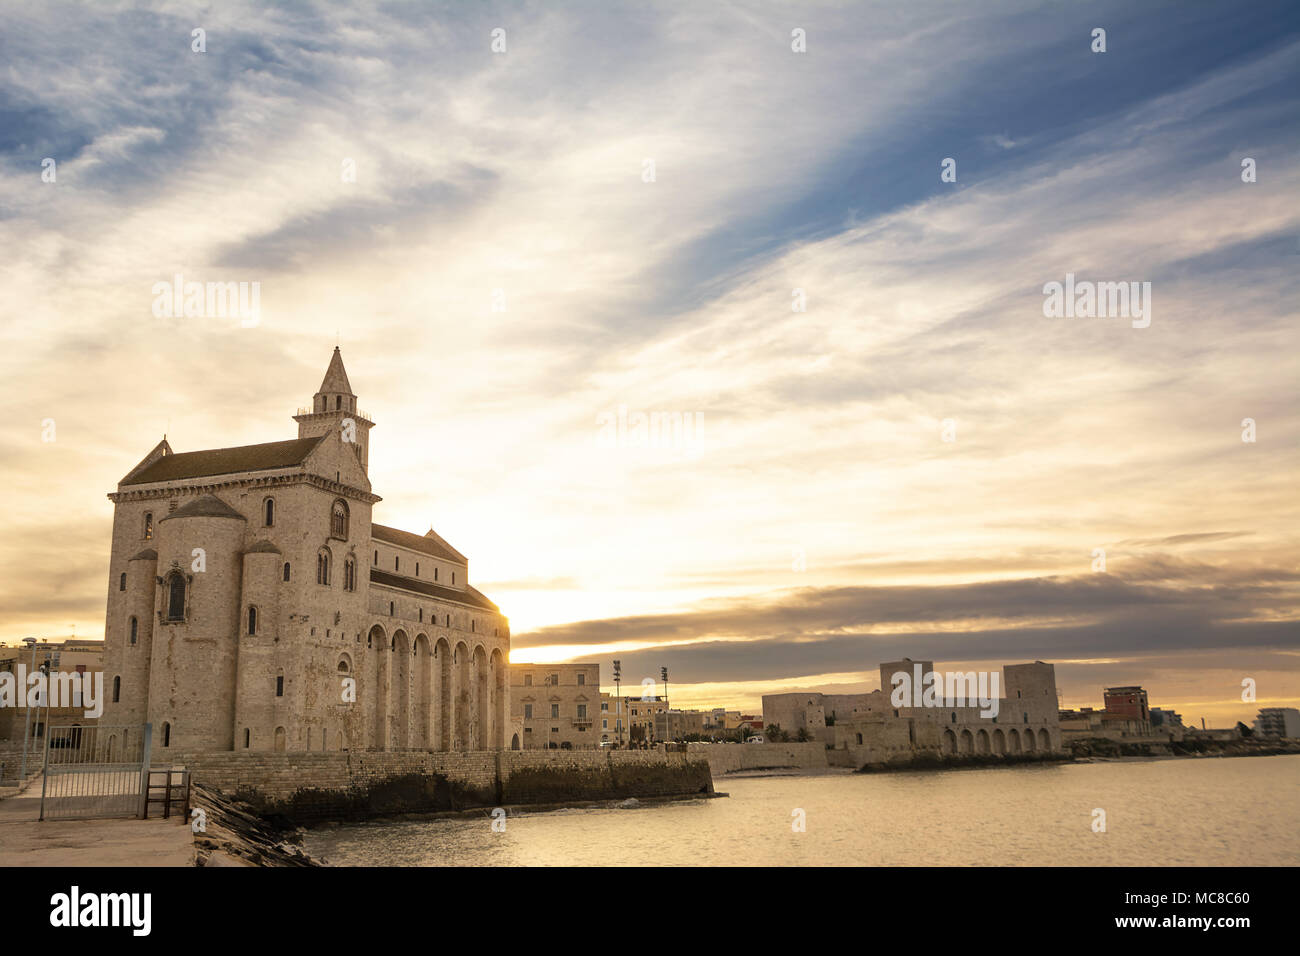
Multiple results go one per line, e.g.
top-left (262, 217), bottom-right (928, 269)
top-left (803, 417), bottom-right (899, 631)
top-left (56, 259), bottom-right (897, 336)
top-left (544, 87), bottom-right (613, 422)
top-left (618, 798), bottom-right (639, 809)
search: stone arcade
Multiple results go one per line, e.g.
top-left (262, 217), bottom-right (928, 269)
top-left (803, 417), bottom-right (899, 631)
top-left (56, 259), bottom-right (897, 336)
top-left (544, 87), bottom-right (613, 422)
top-left (100, 349), bottom-right (515, 754)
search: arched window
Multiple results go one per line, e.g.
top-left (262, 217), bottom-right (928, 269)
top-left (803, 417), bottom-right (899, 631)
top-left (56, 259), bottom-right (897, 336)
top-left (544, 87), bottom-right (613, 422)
top-left (336, 396), bottom-right (342, 410)
top-left (276, 671), bottom-right (284, 697)
top-left (144, 513), bottom-right (153, 540)
top-left (161, 722), bottom-right (171, 747)
top-left (166, 573), bottom-right (186, 622)
top-left (338, 657), bottom-right (351, 674)
top-left (119, 572), bottom-right (126, 592)
top-left (317, 549), bottom-right (331, 586)
top-left (247, 606), bottom-right (257, 635)
top-left (112, 676), bottom-right (121, 703)
top-left (283, 562), bottom-right (291, 582)
top-left (129, 617), bottom-right (138, 645)
top-left (264, 498), bottom-right (275, 526)
top-left (344, 557), bottom-right (356, 591)
top-left (330, 500), bottom-right (349, 540)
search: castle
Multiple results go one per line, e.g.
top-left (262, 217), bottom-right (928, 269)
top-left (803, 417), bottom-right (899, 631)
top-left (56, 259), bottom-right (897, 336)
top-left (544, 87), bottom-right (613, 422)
top-left (765, 659), bottom-right (1063, 765)
top-left (100, 349), bottom-right (514, 754)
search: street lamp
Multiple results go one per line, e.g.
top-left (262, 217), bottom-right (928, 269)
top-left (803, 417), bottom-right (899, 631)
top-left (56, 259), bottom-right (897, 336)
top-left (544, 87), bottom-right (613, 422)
top-left (613, 659), bottom-right (622, 748)
top-left (661, 666), bottom-right (669, 744)
top-left (18, 637), bottom-right (36, 784)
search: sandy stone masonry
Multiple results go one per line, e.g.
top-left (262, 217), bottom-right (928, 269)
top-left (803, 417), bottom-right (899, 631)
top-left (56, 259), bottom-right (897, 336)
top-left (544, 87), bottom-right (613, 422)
top-left (100, 350), bottom-right (515, 755)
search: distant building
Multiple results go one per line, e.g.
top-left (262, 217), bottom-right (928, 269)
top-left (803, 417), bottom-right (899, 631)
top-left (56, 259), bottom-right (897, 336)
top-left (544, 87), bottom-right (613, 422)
top-left (654, 709), bottom-right (706, 741)
top-left (1150, 707), bottom-right (1184, 731)
top-left (0, 638), bottom-right (104, 747)
top-left (511, 663), bottom-right (599, 749)
top-left (762, 693), bottom-right (874, 743)
top-left (770, 659), bottom-right (1065, 764)
top-left (625, 694), bottom-right (669, 743)
top-left (1103, 686), bottom-right (1151, 734)
top-left (1254, 707), bottom-right (1300, 739)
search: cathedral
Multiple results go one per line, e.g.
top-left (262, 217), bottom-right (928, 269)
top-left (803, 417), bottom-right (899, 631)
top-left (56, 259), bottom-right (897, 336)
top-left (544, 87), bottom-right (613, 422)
top-left (100, 349), bottom-right (514, 753)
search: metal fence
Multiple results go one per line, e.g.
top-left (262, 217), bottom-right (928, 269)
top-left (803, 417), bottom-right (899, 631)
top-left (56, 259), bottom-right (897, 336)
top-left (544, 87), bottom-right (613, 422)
top-left (39, 723), bottom-right (152, 821)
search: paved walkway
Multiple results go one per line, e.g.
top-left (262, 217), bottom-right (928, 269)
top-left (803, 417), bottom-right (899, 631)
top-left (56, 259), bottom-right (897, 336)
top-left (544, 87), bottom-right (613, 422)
top-left (0, 778), bottom-right (194, 867)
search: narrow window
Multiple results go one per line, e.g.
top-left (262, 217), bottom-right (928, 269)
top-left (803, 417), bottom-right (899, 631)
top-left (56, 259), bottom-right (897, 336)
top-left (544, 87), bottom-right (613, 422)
top-left (551, 704), bottom-right (560, 719)
top-left (119, 572), bottom-right (126, 592)
top-left (373, 550), bottom-right (378, 565)
top-left (524, 674), bottom-right (532, 687)
top-left (419, 609), bottom-right (423, 622)
top-left (247, 606), bottom-right (257, 634)
top-left (434, 568), bottom-right (438, 581)
top-left (144, 513), bottom-right (153, 540)
top-left (336, 396), bottom-right (342, 409)
top-left (129, 617), bottom-right (138, 645)
top-left (166, 573), bottom-right (186, 621)
top-left (415, 562), bottom-right (419, 576)
top-left (317, 550), bottom-right (331, 586)
top-left (578, 673), bottom-right (585, 685)
top-left (276, 675), bottom-right (284, 697)
top-left (524, 704), bottom-right (533, 719)
top-left (264, 498), bottom-right (275, 526)
top-left (331, 500), bottom-right (349, 539)
top-left (395, 555), bottom-right (400, 571)
top-left (243, 728), bottom-right (250, 748)
top-left (389, 601), bottom-right (394, 615)
top-left (162, 722), bottom-right (170, 747)
top-left (112, 676), bottom-right (121, 703)
top-left (451, 571), bottom-right (455, 585)
top-left (344, 557), bottom-right (355, 592)
top-left (283, 562), bottom-right (291, 582)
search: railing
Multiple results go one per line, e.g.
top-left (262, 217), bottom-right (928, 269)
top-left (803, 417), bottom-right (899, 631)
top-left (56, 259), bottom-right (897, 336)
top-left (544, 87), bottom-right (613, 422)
top-left (145, 767), bottom-right (191, 820)
top-left (296, 406), bottom-right (373, 422)
top-left (39, 724), bottom-right (152, 821)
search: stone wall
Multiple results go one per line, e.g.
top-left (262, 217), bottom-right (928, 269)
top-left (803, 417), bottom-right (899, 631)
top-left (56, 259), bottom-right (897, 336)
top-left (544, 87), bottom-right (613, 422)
top-left (687, 742), bottom-right (827, 775)
top-left (164, 748), bottom-right (713, 822)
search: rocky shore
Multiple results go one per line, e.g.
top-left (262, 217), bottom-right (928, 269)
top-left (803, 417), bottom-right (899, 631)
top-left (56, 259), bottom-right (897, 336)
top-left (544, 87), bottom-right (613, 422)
top-left (191, 784), bottom-right (325, 867)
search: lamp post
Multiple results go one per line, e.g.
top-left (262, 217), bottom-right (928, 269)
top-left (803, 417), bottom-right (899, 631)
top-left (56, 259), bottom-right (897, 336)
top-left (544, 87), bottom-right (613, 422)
top-left (613, 659), bottom-right (622, 748)
top-left (18, 637), bottom-right (36, 784)
top-left (661, 666), bottom-right (669, 744)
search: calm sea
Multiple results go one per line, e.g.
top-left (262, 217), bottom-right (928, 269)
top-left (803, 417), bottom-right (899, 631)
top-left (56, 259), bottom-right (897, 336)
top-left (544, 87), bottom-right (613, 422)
top-left (303, 755), bottom-right (1300, 866)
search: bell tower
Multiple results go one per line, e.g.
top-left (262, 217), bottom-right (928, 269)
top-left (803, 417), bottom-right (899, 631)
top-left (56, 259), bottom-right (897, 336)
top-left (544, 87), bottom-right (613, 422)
top-left (293, 347), bottom-right (374, 471)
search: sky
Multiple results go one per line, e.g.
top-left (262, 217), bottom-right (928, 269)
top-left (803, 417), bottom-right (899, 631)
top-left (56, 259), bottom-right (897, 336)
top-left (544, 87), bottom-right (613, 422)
top-left (0, 0), bottom-right (1296, 726)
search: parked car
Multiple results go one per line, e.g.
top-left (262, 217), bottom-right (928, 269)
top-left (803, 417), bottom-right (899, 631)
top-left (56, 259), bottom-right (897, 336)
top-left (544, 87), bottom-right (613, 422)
top-left (746, 735), bottom-right (765, 744)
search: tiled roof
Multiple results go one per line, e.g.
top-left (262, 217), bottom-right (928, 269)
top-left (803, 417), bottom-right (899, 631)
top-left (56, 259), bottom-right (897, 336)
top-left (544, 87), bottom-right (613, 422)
top-left (369, 569), bottom-right (499, 611)
top-left (121, 437), bottom-right (323, 486)
top-left (160, 494), bottom-right (246, 521)
top-left (370, 523), bottom-right (466, 563)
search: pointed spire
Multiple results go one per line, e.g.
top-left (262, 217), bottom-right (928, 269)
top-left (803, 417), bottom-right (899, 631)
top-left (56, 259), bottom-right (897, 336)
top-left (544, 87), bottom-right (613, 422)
top-left (317, 346), bottom-right (354, 397)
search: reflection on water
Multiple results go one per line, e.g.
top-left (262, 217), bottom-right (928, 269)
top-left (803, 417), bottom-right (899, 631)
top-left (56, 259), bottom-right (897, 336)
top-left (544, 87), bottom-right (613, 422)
top-left (304, 755), bottom-right (1300, 866)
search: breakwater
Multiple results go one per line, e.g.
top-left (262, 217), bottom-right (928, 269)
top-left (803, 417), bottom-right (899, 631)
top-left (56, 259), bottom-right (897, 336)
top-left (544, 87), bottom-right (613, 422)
top-left (164, 749), bottom-right (714, 823)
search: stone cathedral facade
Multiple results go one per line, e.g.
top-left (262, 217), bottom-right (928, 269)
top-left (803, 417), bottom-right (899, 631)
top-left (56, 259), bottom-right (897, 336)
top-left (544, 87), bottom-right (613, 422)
top-left (100, 349), bottom-right (514, 754)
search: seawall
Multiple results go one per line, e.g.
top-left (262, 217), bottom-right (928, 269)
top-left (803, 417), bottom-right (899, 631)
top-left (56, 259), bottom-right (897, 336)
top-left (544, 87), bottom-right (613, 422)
top-left (163, 749), bottom-right (714, 823)
top-left (687, 742), bottom-right (828, 774)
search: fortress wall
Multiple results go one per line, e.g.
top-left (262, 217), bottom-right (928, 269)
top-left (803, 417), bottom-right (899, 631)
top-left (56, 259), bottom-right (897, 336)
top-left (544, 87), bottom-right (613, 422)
top-left (686, 742), bottom-right (828, 775)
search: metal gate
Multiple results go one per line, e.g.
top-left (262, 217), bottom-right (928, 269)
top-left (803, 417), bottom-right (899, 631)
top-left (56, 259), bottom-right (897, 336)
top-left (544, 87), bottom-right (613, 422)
top-left (39, 723), bottom-right (152, 821)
